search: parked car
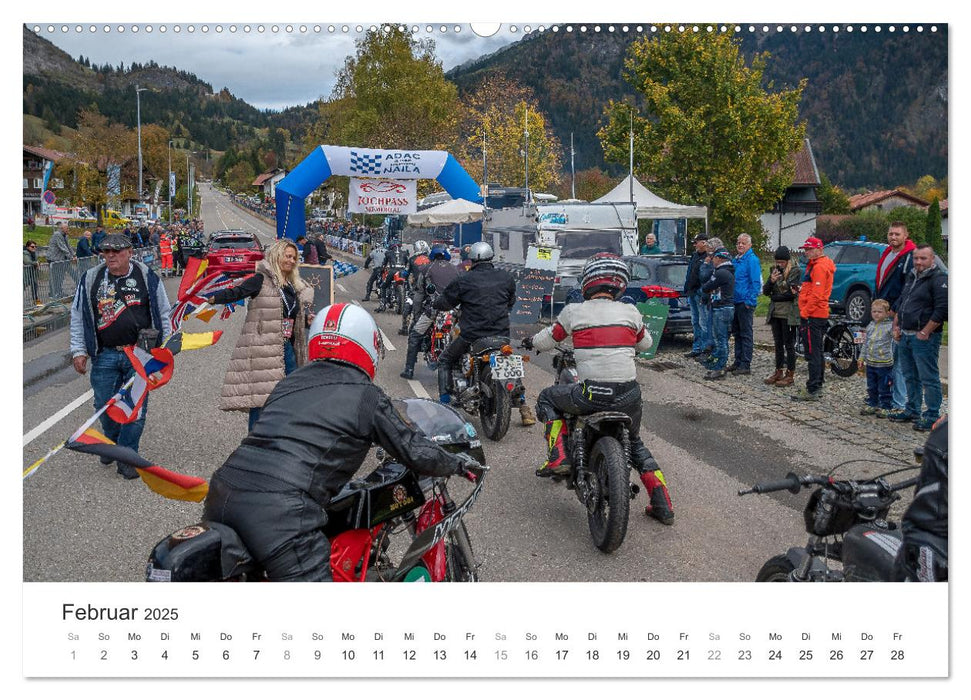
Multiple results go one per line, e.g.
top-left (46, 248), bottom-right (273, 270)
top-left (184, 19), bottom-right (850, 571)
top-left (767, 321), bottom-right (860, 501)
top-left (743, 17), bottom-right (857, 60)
top-left (803, 240), bottom-right (947, 325)
top-left (205, 230), bottom-right (264, 277)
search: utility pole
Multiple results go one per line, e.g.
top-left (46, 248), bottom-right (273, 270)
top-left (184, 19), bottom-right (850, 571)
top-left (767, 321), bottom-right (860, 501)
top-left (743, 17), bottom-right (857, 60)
top-left (523, 105), bottom-right (530, 204)
top-left (186, 153), bottom-right (191, 218)
top-left (629, 108), bottom-right (634, 204)
top-left (571, 132), bottom-right (576, 200)
top-left (167, 140), bottom-right (173, 224)
top-left (135, 85), bottom-right (147, 203)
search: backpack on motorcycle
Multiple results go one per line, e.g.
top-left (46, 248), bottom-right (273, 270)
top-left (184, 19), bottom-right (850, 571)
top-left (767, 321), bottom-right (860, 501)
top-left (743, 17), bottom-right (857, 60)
top-left (146, 521), bottom-right (258, 582)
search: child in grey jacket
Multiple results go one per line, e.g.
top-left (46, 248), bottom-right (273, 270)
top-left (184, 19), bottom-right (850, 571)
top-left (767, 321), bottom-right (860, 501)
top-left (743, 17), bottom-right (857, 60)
top-left (860, 299), bottom-right (895, 417)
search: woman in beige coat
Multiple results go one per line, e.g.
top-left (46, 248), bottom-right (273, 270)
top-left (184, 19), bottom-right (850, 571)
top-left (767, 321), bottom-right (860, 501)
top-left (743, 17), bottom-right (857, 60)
top-left (207, 239), bottom-right (316, 431)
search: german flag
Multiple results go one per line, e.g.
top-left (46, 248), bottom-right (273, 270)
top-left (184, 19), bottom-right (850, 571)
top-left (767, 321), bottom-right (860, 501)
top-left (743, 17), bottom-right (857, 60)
top-left (66, 427), bottom-right (209, 502)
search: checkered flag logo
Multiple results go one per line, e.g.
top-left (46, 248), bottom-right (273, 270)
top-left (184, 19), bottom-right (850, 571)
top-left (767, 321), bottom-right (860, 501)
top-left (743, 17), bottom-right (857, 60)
top-left (349, 151), bottom-right (383, 175)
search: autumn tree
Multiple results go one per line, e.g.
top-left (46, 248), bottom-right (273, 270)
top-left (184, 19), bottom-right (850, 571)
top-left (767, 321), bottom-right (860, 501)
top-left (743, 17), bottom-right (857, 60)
top-left (457, 75), bottom-right (562, 194)
top-left (309, 28), bottom-right (460, 153)
top-left (817, 172), bottom-right (851, 214)
top-left (554, 167), bottom-right (615, 202)
top-left (599, 29), bottom-right (806, 247)
top-left (62, 109), bottom-right (137, 217)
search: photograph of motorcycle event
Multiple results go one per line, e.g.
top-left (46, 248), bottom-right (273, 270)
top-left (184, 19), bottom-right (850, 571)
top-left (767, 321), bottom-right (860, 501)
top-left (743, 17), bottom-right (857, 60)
top-left (22, 22), bottom-right (948, 584)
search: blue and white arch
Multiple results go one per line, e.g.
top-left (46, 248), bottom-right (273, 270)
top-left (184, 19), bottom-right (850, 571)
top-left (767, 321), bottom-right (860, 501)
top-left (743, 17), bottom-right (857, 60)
top-left (275, 145), bottom-right (482, 241)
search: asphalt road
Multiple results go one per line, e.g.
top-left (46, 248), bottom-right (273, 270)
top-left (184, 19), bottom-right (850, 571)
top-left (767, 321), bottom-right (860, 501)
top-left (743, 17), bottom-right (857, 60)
top-left (24, 184), bottom-right (909, 582)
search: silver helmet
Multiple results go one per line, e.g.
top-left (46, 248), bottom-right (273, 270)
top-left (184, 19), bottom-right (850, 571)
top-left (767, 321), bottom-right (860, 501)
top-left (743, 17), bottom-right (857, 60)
top-left (468, 241), bottom-right (494, 263)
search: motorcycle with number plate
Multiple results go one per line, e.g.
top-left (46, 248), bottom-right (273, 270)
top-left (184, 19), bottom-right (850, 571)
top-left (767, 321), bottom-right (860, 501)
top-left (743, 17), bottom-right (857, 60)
top-left (146, 399), bottom-right (486, 583)
top-left (545, 347), bottom-right (637, 554)
top-left (739, 456), bottom-right (926, 582)
top-left (424, 309), bottom-right (456, 370)
top-left (450, 335), bottom-right (527, 442)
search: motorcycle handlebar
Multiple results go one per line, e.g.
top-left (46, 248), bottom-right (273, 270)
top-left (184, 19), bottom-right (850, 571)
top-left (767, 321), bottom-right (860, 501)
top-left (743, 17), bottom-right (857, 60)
top-left (738, 472), bottom-right (824, 496)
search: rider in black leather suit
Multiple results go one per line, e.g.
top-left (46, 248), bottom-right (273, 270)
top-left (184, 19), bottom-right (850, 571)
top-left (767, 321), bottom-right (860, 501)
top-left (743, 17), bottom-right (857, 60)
top-left (203, 303), bottom-right (477, 581)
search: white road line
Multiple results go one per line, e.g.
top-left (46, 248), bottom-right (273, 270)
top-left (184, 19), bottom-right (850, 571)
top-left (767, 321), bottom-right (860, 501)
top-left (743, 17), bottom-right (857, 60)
top-left (336, 283), bottom-right (347, 292)
top-left (23, 389), bottom-right (94, 447)
top-left (407, 379), bottom-right (431, 399)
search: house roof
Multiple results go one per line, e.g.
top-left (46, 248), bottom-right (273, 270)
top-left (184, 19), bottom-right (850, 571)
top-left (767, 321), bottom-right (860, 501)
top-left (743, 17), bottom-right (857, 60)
top-left (791, 139), bottom-right (820, 186)
top-left (849, 189), bottom-right (930, 211)
top-left (253, 169), bottom-right (285, 187)
top-left (24, 144), bottom-right (69, 162)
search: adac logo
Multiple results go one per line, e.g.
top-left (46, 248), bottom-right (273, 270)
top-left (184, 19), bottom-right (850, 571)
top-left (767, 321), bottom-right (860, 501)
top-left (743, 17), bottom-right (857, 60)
top-left (349, 151), bottom-right (384, 175)
top-left (359, 180), bottom-right (408, 194)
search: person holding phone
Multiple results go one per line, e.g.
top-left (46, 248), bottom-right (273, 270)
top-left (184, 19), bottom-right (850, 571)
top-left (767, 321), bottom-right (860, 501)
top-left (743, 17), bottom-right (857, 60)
top-left (761, 246), bottom-right (802, 387)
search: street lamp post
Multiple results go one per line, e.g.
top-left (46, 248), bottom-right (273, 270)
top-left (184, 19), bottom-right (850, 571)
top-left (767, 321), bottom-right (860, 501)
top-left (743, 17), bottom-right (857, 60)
top-left (168, 140), bottom-right (173, 224)
top-left (135, 85), bottom-right (147, 204)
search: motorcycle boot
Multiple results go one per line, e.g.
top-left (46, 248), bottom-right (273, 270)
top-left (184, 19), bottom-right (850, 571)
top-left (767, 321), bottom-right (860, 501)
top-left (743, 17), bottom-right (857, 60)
top-left (400, 330), bottom-right (423, 379)
top-left (639, 469), bottom-right (675, 525)
top-left (536, 419), bottom-right (572, 477)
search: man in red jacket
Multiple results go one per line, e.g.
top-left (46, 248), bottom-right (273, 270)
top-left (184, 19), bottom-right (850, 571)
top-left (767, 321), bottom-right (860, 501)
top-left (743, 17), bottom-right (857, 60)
top-left (792, 237), bottom-right (835, 401)
top-left (876, 221), bottom-right (917, 412)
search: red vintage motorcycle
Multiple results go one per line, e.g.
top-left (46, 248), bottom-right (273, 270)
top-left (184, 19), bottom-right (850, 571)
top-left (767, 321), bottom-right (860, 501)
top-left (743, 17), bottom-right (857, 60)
top-left (146, 398), bottom-right (486, 583)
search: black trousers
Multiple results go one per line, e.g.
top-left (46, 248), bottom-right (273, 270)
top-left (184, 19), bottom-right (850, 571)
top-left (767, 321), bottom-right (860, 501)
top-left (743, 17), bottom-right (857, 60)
top-left (364, 268), bottom-right (382, 296)
top-left (535, 380), bottom-right (658, 475)
top-left (801, 318), bottom-right (828, 393)
top-left (203, 471), bottom-right (332, 582)
top-left (769, 317), bottom-right (797, 371)
top-left (437, 335), bottom-right (471, 397)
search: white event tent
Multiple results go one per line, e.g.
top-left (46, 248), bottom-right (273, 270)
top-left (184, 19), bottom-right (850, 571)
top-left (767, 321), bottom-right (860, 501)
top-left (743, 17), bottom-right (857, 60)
top-left (594, 175), bottom-right (708, 226)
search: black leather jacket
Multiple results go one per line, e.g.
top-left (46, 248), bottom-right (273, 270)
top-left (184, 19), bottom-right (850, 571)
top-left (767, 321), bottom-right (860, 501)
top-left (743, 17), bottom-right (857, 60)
top-left (902, 418), bottom-right (948, 546)
top-left (433, 262), bottom-right (516, 341)
top-left (212, 362), bottom-right (464, 506)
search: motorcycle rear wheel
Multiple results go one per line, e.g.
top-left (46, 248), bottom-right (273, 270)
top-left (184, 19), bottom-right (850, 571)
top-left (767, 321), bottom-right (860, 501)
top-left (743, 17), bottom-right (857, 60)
top-left (586, 437), bottom-right (631, 554)
top-left (444, 523), bottom-right (478, 582)
top-left (479, 379), bottom-right (511, 441)
top-left (826, 325), bottom-right (859, 377)
top-left (756, 554), bottom-right (797, 582)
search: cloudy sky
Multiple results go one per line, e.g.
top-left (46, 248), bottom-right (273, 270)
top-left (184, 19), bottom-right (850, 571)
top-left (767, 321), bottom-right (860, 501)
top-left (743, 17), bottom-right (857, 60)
top-left (35, 23), bottom-right (524, 111)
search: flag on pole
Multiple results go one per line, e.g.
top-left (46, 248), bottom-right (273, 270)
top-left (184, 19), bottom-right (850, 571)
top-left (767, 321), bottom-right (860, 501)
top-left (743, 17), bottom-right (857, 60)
top-left (164, 329), bottom-right (223, 353)
top-left (170, 271), bottom-right (244, 333)
top-left (177, 256), bottom-right (209, 300)
top-left (104, 346), bottom-right (175, 425)
top-left (66, 426), bottom-right (209, 502)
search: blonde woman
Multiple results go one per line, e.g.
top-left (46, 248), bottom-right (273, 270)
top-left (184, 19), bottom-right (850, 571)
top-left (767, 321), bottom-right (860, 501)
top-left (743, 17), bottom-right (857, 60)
top-left (206, 238), bottom-right (316, 431)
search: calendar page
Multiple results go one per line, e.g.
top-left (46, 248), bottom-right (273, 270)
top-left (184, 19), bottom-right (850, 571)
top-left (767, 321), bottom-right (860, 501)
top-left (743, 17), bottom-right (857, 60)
top-left (17, 2), bottom-right (959, 694)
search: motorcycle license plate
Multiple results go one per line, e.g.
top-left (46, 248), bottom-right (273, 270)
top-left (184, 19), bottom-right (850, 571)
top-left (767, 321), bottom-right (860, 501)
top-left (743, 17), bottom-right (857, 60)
top-left (853, 331), bottom-right (866, 344)
top-left (490, 353), bottom-right (524, 380)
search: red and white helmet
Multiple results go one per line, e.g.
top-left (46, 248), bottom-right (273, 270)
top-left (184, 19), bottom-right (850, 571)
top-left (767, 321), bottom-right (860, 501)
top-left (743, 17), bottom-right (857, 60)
top-left (580, 252), bottom-right (630, 300)
top-left (308, 303), bottom-right (385, 379)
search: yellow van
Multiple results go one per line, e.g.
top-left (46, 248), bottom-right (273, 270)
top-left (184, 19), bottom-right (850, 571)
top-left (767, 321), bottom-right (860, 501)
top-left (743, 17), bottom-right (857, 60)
top-left (101, 209), bottom-right (131, 228)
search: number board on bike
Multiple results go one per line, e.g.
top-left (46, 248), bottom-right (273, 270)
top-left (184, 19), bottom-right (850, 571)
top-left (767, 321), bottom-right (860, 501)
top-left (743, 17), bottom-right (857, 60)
top-left (490, 353), bottom-right (524, 380)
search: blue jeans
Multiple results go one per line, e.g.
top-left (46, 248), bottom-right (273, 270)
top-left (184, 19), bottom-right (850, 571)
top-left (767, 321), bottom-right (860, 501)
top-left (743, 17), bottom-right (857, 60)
top-left (91, 348), bottom-right (147, 454)
top-left (732, 303), bottom-right (755, 368)
top-left (897, 333), bottom-right (943, 421)
top-left (248, 341), bottom-right (298, 432)
top-left (689, 292), bottom-right (710, 353)
top-left (865, 364), bottom-right (894, 409)
top-left (891, 343), bottom-right (907, 411)
top-left (708, 306), bottom-right (735, 370)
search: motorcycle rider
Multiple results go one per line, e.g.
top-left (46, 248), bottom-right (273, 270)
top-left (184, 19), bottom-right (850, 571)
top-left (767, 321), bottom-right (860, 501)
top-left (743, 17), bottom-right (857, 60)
top-left (362, 244), bottom-right (387, 302)
top-left (892, 416), bottom-right (948, 582)
top-left (433, 241), bottom-right (536, 426)
top-left (398, 240), bottom-right (433, 335)
top-left (522, 252), bottom-right (674, 525)
top-left (400, 244), bottom-right (461, 380)
top-left (202, 302), bottom-right (482, 582)
top-left (376, 243), bottom-right (408, 313)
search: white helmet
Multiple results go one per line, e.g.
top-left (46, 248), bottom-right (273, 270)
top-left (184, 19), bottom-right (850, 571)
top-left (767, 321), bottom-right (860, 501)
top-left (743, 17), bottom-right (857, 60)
top-left (308, 303), bottom-right (385, 379)
top-left (468, 241), bottom-right (494, 263)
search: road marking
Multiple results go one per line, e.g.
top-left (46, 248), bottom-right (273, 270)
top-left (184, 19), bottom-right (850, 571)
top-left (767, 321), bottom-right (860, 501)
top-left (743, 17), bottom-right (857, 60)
top-left (407, 379), bottom-right (431, 399)
top-left (336, 283), bottom-right (347, 292)
top-left (23, 389), bottom-right (94, 447)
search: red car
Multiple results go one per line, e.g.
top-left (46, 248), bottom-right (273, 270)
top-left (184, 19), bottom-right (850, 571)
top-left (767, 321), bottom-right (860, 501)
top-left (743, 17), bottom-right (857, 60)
top-left (204, 230), bottom-right (264, 277)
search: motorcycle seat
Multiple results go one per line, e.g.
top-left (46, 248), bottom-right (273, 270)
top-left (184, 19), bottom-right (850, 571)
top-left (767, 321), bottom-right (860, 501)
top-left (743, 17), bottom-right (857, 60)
top-left (471, 336), bottom-right (511, 355)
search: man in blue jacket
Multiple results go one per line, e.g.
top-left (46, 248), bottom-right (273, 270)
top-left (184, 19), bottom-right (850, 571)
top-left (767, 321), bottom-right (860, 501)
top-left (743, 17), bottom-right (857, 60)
top-left (728, 233), bottom-right (762, 375)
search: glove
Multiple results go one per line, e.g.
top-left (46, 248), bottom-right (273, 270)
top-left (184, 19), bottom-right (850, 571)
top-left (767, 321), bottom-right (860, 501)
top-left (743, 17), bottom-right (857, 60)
top-left (454, 452), bottom-right (487, 482)
top-left (519, 336), bottom-right (534, 351)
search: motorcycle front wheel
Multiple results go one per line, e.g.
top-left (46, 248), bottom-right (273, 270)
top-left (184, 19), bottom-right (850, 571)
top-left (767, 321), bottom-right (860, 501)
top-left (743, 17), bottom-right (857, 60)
top-left (586, 436), bottom-right (631, 554)
top-left (756, 554), bottom-right (797, 582)
top-left (444, 522), bottom-right (478, 582)
top-left (479, 379), bottom-right (511, 441)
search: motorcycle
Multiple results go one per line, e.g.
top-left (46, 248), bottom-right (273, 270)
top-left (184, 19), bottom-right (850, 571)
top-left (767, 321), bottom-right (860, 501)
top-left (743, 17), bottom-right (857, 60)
top-left (376, 265), bottom-right (408, 315)
top-left (539, 347), bottom-right (638, 554)
top-left (146, 398), bottom-right (487, 583)
top-left (794, 318), bottom-right (863, 378)
top-left (423, 308), bottom-right (455, 370)
top-left (739, 458), bottom-right (923, 582)
top-left (449, 336), bottom-right (526, 442)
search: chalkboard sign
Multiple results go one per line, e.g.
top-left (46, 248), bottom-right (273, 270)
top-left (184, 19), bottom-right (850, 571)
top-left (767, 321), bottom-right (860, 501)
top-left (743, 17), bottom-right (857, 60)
top-left (511, 267), bottom-right (556, 325)
top-left (299, 263), bottom-right (335, 312)
top-left (635, 301), bottom-right (671, 361)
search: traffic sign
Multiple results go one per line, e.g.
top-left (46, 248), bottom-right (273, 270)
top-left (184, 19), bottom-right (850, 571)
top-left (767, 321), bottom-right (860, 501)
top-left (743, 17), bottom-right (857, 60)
top-left (42, 190), bottom-right (55, 205)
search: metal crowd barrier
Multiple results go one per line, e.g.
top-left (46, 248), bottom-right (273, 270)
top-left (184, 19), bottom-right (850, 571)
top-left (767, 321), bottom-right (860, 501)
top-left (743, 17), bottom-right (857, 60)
top-left (23, 246), bottom-right (162, 343)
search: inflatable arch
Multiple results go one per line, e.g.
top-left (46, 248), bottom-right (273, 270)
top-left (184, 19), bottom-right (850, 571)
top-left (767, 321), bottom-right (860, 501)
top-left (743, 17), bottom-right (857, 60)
top-left (275, 145), bottom-right (482, 241)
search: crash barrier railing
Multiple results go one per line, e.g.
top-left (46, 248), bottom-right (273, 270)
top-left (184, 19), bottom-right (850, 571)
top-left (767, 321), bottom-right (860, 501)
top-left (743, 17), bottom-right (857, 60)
top-left (324, 235), bottom-right (370, 259)
top-left (23, 246), bottom-right (163, 343)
